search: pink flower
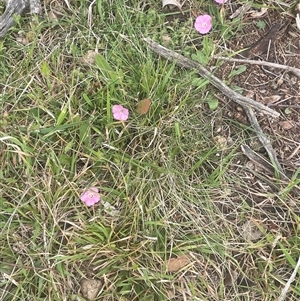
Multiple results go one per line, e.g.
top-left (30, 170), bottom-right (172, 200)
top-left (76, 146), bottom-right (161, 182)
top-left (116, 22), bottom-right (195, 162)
top-left (215, 0), bottom-right (228, 3)
top-left (80, 187), bottom-right (101, 207)
top-left (112, 104), bottom-right (129, 121)
top-left (194, 15), bottom-right (212, 34)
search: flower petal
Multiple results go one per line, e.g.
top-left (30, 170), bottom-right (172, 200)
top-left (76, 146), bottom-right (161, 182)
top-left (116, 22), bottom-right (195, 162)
top-left (215, 0), bottom-right (228, 3)
top-left (112, 104), bottom-right (129, 121)
top-left (194, 15), bottom-right (212, 34)
top-left (80, 187), bottom-right (101, 207)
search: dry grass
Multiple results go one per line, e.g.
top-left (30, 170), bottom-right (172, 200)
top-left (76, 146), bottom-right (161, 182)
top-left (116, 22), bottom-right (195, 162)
top-left (0, 0), bottom-right (300, 300)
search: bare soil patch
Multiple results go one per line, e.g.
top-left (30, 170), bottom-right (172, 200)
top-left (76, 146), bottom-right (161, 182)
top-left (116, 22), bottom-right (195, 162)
top-left (217, 9), bottom-right (300, 176)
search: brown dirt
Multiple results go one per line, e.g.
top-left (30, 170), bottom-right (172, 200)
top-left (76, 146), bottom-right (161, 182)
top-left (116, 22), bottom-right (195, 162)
top-left (216, 9), bottom-right (300, 177)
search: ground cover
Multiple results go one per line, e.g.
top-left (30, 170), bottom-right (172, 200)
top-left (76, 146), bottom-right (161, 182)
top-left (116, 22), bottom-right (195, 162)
top-left (0, 0), bottom-right (300, 300)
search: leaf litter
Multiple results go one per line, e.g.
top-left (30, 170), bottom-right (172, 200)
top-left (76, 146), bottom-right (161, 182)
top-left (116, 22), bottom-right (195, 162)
top-left (136, 98), bottom-right (151, 114)
top-left (166, 255), bottom-right (190, 272)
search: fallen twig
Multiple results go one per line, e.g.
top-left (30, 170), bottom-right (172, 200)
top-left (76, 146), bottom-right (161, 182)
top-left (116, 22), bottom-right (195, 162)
top-left (144, 38), bottom-right (279, 118)
top-left (144, 38), bottom-right (286, 177)
top-left (242, 107), bottom-right (285, 178)
top-left (214, 56), bottom-right (300, 78)
top-left (286, 144), bottom-right (300, 161)
top-left (0, 0), bottom-right (28, 38)
top-left (278, 256), bottom-right (300, 301)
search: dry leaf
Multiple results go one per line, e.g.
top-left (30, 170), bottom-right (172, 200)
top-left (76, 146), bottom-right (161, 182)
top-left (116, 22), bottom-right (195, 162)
top-left (162, 34), bottom-right (172, 44)
top-left (16, 36), bottom-right (30, 45)
top-left (166, 255), bottom-right (190, 272)
top-left (229, 3), bottom-right (252, 19)
top-left (81, 50), bottom-right (98, 65)
top-left (224, 270), bottom-right (239, 286)
top-left (48, 11), bottom-right (59, 21)
top-left (241, 220), bottom-right (263, 241)
top-left (80, 279), bottom-right (102, 300)
top-left (101, 201), bottom-right (120, 216)
top-left (261, 95), bottom-right (281, 105)
top-left (136, 98), bottom-right (151, 114)
top-left (213, 135), bottom-right (227, 150)
top-left (48, 9), bottom-right (65, 21)
top-left (279, 121), bottom-right (294, 130)
top-left (162, 0), bottom-right (182, 9)
top-left (250, 7), bottom-right (268, 18)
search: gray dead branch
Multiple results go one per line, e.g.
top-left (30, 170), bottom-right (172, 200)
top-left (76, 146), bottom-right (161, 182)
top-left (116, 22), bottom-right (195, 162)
top-left (144, 38), bottom-right (286, 178)
top-left (214, 56), bottom-right (300, 78)
top-left (0, 0), bottom-right (41, 38)
top-left (144, 38), bottom-right (279, 118)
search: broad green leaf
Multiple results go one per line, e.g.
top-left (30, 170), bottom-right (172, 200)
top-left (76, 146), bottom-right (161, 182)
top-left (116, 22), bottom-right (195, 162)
top-left (228, 65), bottom-right (247, 79)
top-left (95, 54), bottom-right (121, 83)
top-left (207, 98), bottom-right (218, 110)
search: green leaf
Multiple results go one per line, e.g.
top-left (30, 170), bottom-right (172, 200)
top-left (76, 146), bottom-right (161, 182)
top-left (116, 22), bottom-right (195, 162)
top-left (228, 65), bottom-right (247, 79)
top-left (56, 104), bottom-right (68, 126)
top-left (192, 51), bottom-right (209, 66)
top-left (82, 93), bottom-right (93, 106)
top-left (40, 61), bottom-right (51, 78)
top-left (95, 54), bottom-right (121, 83)
top-left (256, 20), bottom-right (266, 29)
top-left (207, 98), bottom-right (218, 110)
top-left (285, 107), bottom-right (292, 114)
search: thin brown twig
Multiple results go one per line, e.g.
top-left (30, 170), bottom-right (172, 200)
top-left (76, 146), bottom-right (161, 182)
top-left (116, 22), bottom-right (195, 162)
top-left (269, 104), bottom-right (300, 108)
top-left (286, 144), bottom-right (300, 161)
top-left (214, 56), bottom-right (300, 78)
top-left (144, 38), bottom-right (286, 178)
top-left (242, 107), bottom-right (285, 178)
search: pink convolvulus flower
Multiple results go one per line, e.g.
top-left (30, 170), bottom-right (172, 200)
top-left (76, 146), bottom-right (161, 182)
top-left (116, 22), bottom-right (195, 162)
top-left (215, 0), bottom-right (228, 4)
top-left (80, 187), bottom-right (101, 207)
top-left (112, 104), bottom-right (129, 121)
top-left (194, 15), bottom-right (212, 34)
